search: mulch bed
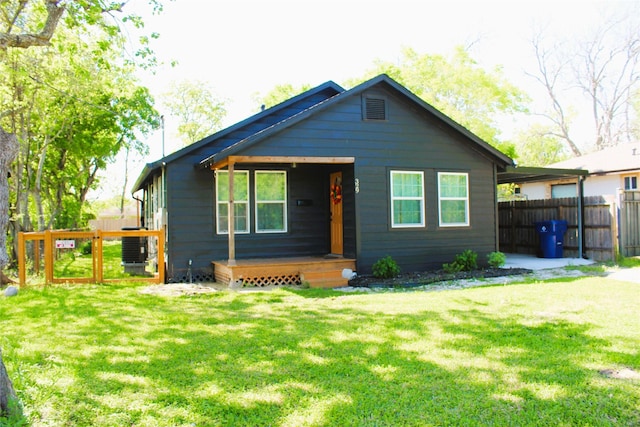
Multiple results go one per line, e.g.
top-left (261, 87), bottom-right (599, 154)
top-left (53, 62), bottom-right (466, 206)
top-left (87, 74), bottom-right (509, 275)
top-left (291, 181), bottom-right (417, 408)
top-left (348, 267), bottom-right (533, 288)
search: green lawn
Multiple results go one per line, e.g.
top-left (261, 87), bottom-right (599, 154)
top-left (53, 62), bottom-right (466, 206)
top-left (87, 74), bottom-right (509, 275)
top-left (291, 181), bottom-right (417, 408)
top-left (52, 240), bottom-right (148, 281)
top-left (1, 276), bottom-right (639, 426)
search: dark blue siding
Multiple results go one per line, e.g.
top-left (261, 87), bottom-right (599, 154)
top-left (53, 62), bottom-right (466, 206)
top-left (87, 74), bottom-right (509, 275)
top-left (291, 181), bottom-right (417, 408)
top-left (238, 86), bottom-right (500, 273)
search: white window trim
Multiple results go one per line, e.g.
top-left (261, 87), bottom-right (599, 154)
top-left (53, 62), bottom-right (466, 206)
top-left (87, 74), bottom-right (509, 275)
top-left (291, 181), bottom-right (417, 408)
top-left (390, 170), bottom-right (425, 228)
top-left (255, 170), bottom-right (288, 233)
top-left (623, 175), bottom-right (638, 190)
top-left (216, 170), bottom-right (250, 235)
top-left (550, 182), bottom-right (577, 199)
top-left (438, 172), bottom-right (470, 227)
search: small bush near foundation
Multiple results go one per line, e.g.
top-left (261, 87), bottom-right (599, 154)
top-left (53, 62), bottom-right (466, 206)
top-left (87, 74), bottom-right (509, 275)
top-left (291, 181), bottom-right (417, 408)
top-left (443, 249), bottom-right (478, 273)
top-left (487, 251), bottom-right (506, 268)
top-left (372, 256), bottom-right (400, 279)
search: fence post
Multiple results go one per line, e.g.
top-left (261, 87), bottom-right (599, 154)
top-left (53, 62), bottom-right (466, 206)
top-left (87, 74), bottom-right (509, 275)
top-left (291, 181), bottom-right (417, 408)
top-left (509, 202), bottom-right (516, 253)
top-left (96, 230), bottom-right (103, 283)
top-left (608, 194), bottom-right (619, 260)
top-left (44, 230), bottom-right (53, 284)
top-left (18, 232), bottom-right (25, 286)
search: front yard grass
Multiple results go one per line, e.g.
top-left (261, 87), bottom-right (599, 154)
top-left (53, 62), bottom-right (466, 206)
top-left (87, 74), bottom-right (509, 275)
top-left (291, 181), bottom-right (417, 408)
top-left (51, 240), bottom-right (149, 281)
top-left (1, 276), bottom-right (639, 426)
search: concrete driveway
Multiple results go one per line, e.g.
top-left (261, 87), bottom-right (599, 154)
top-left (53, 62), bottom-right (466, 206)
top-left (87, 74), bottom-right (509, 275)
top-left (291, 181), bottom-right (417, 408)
top-left (604, 267), bottom-right (640, 283)
top-left (505, 253), bottom-right (640, 284)
top-left (504, 253), bottom-right (595, 270)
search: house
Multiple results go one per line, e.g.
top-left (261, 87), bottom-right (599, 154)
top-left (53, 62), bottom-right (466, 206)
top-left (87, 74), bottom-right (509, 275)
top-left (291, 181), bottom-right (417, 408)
top-left (132, 74), bottom-right (514, 287)
top-left (518, 142), bottom-right (640, 200)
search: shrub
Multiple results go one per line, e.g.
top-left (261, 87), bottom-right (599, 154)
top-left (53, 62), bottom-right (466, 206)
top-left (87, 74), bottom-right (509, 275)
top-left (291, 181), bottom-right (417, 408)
top-left (487, 251), bottom-right (506, 268)
top-left (442, 261), bottom-right (464, 274)
top-left (372, 256), bottom-right (400, 279)
top-left (455, 249), bottom-right (478, 271)
top-left (442, 249), bottom-right (478, 273)
top-left (80, 240), bottom-right (92, 255)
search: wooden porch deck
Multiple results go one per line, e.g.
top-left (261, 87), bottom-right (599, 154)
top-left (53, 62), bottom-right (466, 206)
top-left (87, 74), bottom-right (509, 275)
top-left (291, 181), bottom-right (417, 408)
top-left (212, 256), bottom-right (357, 288)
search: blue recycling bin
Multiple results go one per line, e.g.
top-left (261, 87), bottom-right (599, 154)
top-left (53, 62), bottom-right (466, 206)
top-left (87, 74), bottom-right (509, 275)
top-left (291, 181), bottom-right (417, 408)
top-left (535, 220), bottom-right (568, 258)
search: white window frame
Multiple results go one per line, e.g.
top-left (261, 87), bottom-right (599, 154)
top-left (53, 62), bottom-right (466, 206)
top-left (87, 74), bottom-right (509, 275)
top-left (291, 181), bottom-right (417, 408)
top-left (551, 183), bottom-right (576, 199)
top-left (255, 170), bottom-right (288, 233)
top-left (390, 170), bottom-right (425, 228)
top-left (216, 170), bottom-right (250, 235)
top-left (623, 175), bottom-right (638, 190)
top-left (438, 172), bottom-right (470, 227)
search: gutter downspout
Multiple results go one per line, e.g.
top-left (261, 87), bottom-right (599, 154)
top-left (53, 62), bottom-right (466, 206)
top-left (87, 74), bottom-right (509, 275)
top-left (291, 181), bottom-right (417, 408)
top-left (133, 194), bottom-right (144, 228)
top-left (493, 165), bottom-right (500, 252)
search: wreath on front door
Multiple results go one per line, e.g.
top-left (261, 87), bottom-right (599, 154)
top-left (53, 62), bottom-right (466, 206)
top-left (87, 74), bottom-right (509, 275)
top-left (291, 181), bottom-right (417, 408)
top-left (330, 180), bottom-right (342, 204)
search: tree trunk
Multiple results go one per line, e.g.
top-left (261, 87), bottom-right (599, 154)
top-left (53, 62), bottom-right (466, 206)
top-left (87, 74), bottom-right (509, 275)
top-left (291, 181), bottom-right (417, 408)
top-left (0, 270), bottom-right (15, 285)
top-left (34, 136), bottom-right (50, 231)
top-left (0, 348), bottom-right (17, 417)
top-left (120, 147), bottom-right (130, 219)
top-left (0, 126), bottom-right (19, 271)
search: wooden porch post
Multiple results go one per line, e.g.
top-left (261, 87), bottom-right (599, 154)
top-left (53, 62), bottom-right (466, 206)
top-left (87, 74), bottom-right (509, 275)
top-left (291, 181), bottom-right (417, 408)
top-left (227, 161), bottom-right (236, 266)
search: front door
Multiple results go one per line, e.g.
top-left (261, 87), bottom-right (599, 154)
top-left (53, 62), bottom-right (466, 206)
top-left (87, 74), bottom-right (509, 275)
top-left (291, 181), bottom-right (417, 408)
top-left (330, 172), bottom-right (343, 255)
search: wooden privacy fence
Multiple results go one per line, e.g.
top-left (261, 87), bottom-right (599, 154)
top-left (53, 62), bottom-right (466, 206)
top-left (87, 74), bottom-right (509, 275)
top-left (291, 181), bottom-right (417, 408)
top-left (620, 190), bottom-right (640, 256)
top-left (17, 229), bottom-right (164, 286)
top-left (498, 195), bottom-right (618, 261)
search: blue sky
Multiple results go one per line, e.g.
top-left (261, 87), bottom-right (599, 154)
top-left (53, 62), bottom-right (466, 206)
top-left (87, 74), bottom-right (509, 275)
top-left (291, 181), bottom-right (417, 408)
top-left (94, 0), bottom-right (637, 199)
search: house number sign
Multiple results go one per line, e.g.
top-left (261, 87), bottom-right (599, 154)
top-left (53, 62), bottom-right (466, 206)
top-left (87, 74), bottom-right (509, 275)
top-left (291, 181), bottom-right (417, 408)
top-left (55, 240), bottom-right (75, 249)
top-left (355, 178), bottom-right (360, 194)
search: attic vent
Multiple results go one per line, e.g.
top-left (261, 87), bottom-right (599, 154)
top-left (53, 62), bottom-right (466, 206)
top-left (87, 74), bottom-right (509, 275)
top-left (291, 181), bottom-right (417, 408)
top-left (363, 97), bottom-right (387, 121)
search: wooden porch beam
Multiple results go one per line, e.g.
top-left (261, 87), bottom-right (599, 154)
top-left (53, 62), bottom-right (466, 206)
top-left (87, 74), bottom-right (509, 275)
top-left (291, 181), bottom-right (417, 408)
top-left (210, 156), bottom-right (355, 170)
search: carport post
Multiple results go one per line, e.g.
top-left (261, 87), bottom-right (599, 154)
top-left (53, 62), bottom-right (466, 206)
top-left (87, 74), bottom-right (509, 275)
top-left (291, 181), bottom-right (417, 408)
top-left (577, 176), bottom-right (585, 258)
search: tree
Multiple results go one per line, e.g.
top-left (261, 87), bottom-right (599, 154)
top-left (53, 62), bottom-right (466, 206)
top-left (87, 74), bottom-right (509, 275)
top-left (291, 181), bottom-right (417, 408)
top-left (4, 28), bottom-right (157, 237)
top-left (0, 348), bottom-right (18, 419)
top-left (529, 9), bottom-right (640, 154)
top-left (351, 46), bottom-right (530, 158)
top-left (161, 80), bottom-right (227, 145)
top-left (0, 0), bottom-right (65, 50)
top-left (634, 89), bottom-right (640, 140)
top-left (0, 0), bottom-right (162, 272)
top-left (0, 2), bottom-right (161, 420)
top-left (254, 83), bottom-right (312, 110)
top-left (0, 129), bottom-right (18, 271)
top-left (514, 124), bottom-right (569, 166)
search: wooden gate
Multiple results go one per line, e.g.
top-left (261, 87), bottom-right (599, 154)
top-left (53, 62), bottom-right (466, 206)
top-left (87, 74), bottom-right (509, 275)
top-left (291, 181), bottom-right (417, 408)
top-left (17, 229), bottom-right (165, 286)
top-left (619, 190), bottom-right (640, 256)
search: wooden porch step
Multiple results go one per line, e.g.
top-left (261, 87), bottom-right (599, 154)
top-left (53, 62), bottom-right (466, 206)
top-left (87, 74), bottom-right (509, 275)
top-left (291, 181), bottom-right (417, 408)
top-left (300, 269), bottom-right (349, 288)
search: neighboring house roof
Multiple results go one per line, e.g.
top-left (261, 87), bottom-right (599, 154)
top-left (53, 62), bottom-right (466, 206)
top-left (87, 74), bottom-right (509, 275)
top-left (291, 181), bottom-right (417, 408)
top-left (547, 142), bottom-right (640, 175)
top-left (133, 74), bottom-right (513, 192)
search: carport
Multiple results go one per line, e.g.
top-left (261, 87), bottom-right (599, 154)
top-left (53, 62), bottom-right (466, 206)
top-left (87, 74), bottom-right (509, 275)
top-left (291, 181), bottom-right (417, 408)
top-left (497, 166), bottom-right (589, 258)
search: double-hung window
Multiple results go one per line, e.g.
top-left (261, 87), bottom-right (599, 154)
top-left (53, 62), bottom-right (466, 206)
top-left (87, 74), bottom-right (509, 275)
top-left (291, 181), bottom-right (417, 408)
top-left (216, 171), bottom-right (249, 234)
top-left (438, 172), bottom-right (469, 227)
top-left (624, 175), bottom-right (638, 190)
top-left (390, 170), bottom-right (425, 228)
top-left (255, 171), bottom-right (287, 233)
